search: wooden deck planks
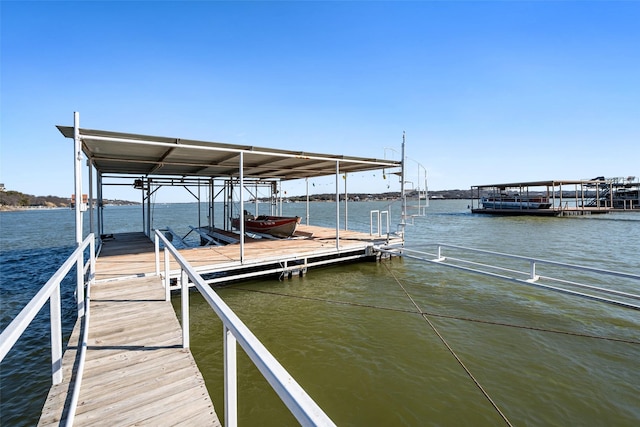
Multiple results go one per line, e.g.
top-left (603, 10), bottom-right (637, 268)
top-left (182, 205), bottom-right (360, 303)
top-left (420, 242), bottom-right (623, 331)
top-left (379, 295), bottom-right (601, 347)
top-left (93, 225), bottom-right (395, 281)
top-left (39, 275), bottom-right (220, 426)
top-left (40, 224), bottom-right (395, 425)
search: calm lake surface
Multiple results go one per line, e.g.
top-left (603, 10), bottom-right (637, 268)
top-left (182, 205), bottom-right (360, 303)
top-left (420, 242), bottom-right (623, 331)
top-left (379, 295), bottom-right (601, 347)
top-left (1, 200), bottom-right (639, 426)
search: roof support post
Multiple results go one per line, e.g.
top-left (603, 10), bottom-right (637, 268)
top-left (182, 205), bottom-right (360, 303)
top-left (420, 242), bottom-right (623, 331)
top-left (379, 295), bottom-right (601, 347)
top-left (97, 171), bottom-right (103, 237)
top-left (209, 178), bottom-right (214, 229)
top-left (146, 180), bottom-right (152, 237)
top-left (73, 112), bottom-right (85, 318)
top-left (335, 161), bottom-right (340, 250)
top-left (305, 178), bottom-right (310, 225)
top-left (254, 182), bottom-right (259, 216)
top-left (271, 182), bottom-right (277, 216)
top-left (239, 152), bottom-right (244, 263)
top-left (344, 173), bottom-right (348, 230)
top-left (88, 158), bottom-right (94, 237)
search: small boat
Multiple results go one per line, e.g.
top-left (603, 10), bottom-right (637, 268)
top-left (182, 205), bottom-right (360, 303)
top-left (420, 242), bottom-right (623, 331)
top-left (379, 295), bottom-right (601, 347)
top-left (231, 212), bottom-right (301, 238)
top-left (481, 194), bottom-right (552, 209)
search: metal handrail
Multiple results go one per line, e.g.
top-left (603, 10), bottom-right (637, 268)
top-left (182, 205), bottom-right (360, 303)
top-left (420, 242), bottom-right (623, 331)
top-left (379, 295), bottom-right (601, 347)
top-left (370, 209), bottom-right (390, 237)
top-left (425, 243), bottom-right (639, 280)
top-left (377, 243), bottom-right (640, 311)
top-left (64, 271), bottom-right (93, 427)
top-left (0, 233), bottom-right (95, 384)
top-left (154, 230), bottom-right (335, 427)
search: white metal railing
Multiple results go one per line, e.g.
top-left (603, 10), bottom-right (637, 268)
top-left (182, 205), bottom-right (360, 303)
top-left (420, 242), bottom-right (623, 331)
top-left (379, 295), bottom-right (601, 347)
top-left (370, 209), bottom-right (390, 237)
top-left (376, 243), bottom-right (640, 311)
top-left (64, 272), bottom-right (92, 427)
top-left (0, 233), bottom-right (96, 386)
top-left (154, 230), bottom-right (335, 427)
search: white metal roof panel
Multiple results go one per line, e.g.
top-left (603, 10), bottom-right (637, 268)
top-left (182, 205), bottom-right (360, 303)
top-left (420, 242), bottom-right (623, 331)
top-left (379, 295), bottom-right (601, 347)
top-left (57, 126), bottom-right (401, 180)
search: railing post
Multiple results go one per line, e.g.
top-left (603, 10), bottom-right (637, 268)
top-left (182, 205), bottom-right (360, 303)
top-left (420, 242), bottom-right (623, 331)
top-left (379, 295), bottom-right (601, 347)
top-left (370, 210), bottom-right (378, 236)
top-left (382, 210), bottom-right (389, 236)
top-left (530, 260), bottom-right (538, 281)
top-left (181, 269), bottom-right (190, 348)
top-left (224, 325), bottom-right (238, 427)
top-left (76, 256), bottom-right (85, 318)
top-left (89, 236), bottom-right (95, 286)
top-left (164, 248), bottom-right (170, 302)
top-left (50, 283), bottom-right (63, 385)
top-left (154, 233), bottom-right (160, 276)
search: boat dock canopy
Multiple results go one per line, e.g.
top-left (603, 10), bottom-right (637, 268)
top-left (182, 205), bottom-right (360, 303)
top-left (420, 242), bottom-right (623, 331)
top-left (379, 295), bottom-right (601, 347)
top-left (56, 126), bottom-right (401, 179)
top-left (470, 177), bottom-right (640, 215)
top-left (472, 179), bottom-right (601, 189)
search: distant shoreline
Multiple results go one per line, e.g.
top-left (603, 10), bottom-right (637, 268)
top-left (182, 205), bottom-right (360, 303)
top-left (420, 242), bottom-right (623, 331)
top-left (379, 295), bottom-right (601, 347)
top-left (0, 205), bottom-right (69, 212)
top-left (0, 204), bottom-right (140, 212)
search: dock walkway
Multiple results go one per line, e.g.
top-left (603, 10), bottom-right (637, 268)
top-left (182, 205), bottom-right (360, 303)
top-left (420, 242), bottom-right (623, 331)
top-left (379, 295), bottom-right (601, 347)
top-left (39, 225), bottom-right (394, 424)
top-left (38, 249), bottom-right (221, 425)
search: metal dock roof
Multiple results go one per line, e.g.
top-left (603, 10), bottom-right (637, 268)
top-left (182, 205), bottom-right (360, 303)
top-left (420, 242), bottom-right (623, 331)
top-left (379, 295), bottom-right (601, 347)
top-left (56, 126), bottom-right (401, 180)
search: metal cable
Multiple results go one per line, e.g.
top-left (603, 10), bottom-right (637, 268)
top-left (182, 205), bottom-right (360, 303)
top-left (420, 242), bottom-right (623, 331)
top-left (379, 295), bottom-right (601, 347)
top-left (232, 288), bottom-right (640, 345)
top-left (380, 261), bottom-right (514, 427)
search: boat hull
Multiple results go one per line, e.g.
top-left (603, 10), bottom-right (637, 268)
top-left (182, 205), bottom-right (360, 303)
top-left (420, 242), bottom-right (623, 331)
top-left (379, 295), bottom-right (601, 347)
top-left (231, 215), bottom-right (301, 238)
top-left (481, 197), bottom-right (552, 210)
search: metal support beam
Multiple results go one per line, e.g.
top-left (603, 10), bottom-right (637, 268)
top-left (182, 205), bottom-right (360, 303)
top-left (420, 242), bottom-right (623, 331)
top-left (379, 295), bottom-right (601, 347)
top-left (400, 131), bottom-right (406, 237)
top-left (73, 112), bottom-right (85, 318)
top-left (306, 178), bottom-right (310, 225)
top-left (344, 173), bottom-right (348, 230)
top-left (335, 161), bottom-right (340, 250)
top-left (88, 159), bottom-right (94, 236)
top-left (239, 152), bottom-right (245, 263)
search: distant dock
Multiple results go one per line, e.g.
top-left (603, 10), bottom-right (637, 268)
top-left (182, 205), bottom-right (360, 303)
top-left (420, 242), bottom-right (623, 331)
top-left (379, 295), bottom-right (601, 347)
top-left (470, 178), bottom-right (640, 216)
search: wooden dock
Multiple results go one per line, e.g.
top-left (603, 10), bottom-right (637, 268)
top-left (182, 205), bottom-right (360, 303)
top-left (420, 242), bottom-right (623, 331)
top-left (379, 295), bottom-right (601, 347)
top-left (94, 225), bottom-right (399, 281)
top-left (38, 225), bottom-right (395, 424)
top-left (38, 261), bottom-right (221, 425)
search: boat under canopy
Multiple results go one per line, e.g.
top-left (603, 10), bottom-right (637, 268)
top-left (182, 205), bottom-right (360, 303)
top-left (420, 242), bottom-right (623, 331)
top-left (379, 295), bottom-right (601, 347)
top-left (231, 214), bottom-right (301, 238)
top-left (57, 113), bottom-right (407, 260)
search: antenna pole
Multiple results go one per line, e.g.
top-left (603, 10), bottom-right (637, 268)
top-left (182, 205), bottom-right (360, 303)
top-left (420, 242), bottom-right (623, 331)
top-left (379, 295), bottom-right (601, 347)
top-left (400, 131), bottom-right (406, 238)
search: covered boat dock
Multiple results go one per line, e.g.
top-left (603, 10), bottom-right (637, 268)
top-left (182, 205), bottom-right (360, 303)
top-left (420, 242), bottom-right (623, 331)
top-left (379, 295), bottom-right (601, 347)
top-left (470, 179), bottom-right (617, 216)
top-left (37, 113), bottom-right (408, 424)
top-left (57, 117), bottom-right (406, 253)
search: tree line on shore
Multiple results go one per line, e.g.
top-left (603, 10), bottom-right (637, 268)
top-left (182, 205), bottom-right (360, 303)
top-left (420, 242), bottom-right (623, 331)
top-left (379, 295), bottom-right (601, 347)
top-left (0, 190), bottom-right (138, 209)
top-left (268, 189), bottom-right (476, 202)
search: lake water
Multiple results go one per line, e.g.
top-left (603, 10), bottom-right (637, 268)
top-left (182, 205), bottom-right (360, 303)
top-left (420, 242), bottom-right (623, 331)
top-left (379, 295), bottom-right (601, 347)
top-left (1, 200), bottom-right (639, 426)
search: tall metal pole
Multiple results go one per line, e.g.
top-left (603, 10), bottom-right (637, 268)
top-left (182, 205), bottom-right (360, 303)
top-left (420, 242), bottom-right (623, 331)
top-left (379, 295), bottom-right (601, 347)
top-left (306, 178), bottom-right (310, 225)
top-left (254, 182), bottom-right (259, 216)
top-left (344, 173), bottom-right (348, 230)
top-left (209, 178), bottom-right (214, 229)
top-left (146, 180), bottom-right (151, 237)
top-left (97, 172), bottom-right (103, 236)
top-left (239, 152), bottom-right (244, 263)
top-left (335, 161), bottom-right (340, 250)
top-left (400, 131), bottom-right (407, 238)
top-left (73, 112), bottom-right (85, 317)
top-left (88, 159), bottom-right (94, 236)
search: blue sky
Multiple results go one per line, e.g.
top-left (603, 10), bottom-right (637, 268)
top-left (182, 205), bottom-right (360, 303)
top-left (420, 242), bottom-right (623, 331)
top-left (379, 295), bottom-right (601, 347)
top-left (2, 1), bottom-right (639, 202)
